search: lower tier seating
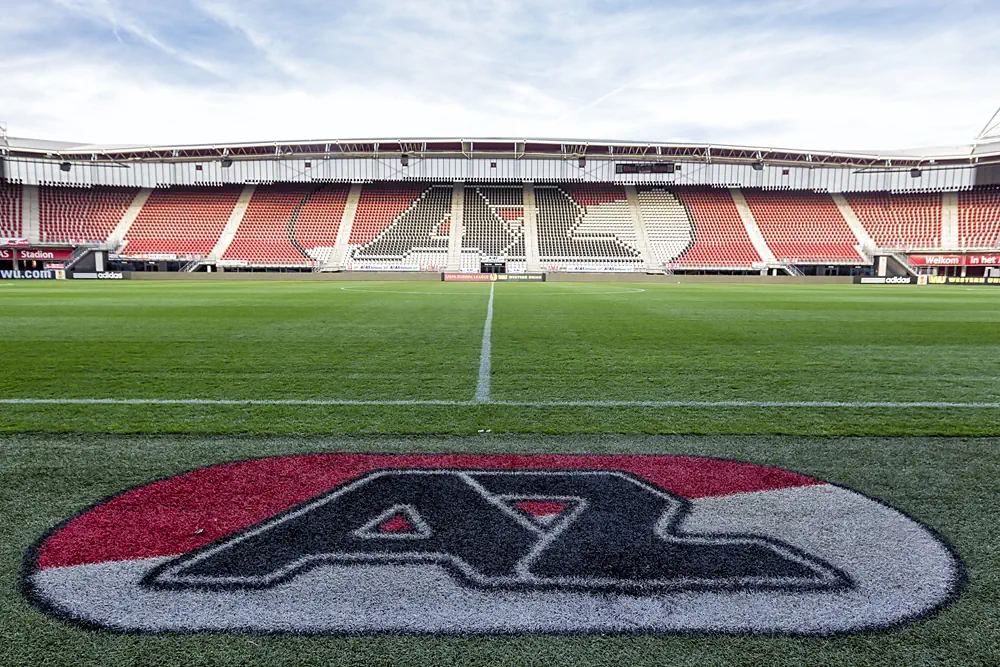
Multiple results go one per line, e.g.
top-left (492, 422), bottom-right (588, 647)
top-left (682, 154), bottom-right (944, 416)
top-left (671, 188), bottom-right (761, 266)
top-left (0, 182), bottom-right (22, 239)
top-left (744, 190), bottom-right (863, 262)
top-left (637, 187), bottom-right (692, 265)
top-left (223, 184), bottom-right (348, 265)
top-left (349, 184), bottom-right (451, 270)
top-left (122, 186), bottom-right (241, 258)
top-left (958, 189), bottom-right (1000, 248)
top-left (39, 186), bottom-right (137, 244)
top-left (845, 192), bottom-right (941, 249)
top-left (462, 185), bottom-right (525, 260)
top-left (23, 181), bottom-right (998, 269)
top-left (536, 184), bottom-right (642, 268)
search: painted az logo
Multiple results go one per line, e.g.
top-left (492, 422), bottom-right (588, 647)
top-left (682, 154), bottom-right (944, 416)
top-left (24, 454), bottom-right (964, 635)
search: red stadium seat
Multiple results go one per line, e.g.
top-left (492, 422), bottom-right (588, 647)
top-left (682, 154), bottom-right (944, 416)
top-left (39, 186), bottom-right (137, 244)
top-left (845, 192), bottom-right (941, 249)
top-left (743, 190), bottom-right (863, 263)
top-left (223, 184), bottom-right (348, 265)
top-left (122, 186), bottom-right (242, 258)
top-left (0, 182), bottom-right (22, 239)
top-left (673, 188), bottom-right (761, 267)
top-left (958, 189), bottom-right (1000, 248)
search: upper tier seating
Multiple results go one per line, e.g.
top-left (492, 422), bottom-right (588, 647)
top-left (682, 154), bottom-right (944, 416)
top-left (223, 184), bottom-right (348, 265)
top-left (39, 186), bottom-right (137, 244)
top-left (845, 192), bottom-right (941, 249)
top-left (351, 184), bottom-right (451, 269)
top-left (122, 186), bottom-right (241, 258)
top-left (671, 188), bottom-right (761, 266)
top-left (536, 184), bottom-right (642, 266)
top-left (0, 182), bottom-right (22, 238)
top-left (743, 190), bottom-right (863, 262)
top-left (462, 186), bottom-right (525, 260)
top-left (958, 189), bottom-right (1000, 248)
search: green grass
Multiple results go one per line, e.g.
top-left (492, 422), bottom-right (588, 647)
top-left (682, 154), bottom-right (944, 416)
top-left (3, 434), bottom-right (999, 667)
top-left (1, 281), bottom-right (999, 435)
top-left (2, 280), bottom-right (1000, 665)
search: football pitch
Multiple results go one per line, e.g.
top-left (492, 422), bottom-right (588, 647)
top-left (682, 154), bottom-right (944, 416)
top-left (2, 280), bottom-right (1000, 666)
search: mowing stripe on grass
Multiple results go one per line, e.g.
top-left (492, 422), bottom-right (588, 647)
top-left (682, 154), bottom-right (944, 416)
top-left (2, 398), bottom-right (999, 408)
top-left (475, 283), bottom-right (495, 403)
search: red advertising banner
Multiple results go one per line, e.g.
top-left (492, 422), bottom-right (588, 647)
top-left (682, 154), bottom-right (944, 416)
top-left (907, 254), bottom-right (1000, 267)
top-left (1, 248), bottom-right (75, 261)
top-left (16, 248), bottom-right (75, 261)
top-left (907, 254), bottom-right (963, 266)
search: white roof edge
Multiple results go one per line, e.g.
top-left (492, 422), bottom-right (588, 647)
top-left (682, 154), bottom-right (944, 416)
top-left (5, 135), bottom-right (999, 160)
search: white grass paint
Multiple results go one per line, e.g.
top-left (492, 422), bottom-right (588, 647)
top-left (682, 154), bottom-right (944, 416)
top-left (475, 283), bottom-right (496, 403)
top-left (1, 398), bottom-right (998, 408)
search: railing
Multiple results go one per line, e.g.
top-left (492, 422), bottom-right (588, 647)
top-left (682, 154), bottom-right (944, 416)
top-left (64, 246), bottom-right (94, 271)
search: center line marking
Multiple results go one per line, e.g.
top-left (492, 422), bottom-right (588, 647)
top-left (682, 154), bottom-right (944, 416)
top-left (475, 283), bottom-right (496, 403)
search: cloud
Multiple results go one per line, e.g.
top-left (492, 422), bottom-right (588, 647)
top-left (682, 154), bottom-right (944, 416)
top-left (1, 0), bottom-right (997, 150)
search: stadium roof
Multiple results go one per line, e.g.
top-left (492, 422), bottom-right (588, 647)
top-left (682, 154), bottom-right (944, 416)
top-left (4, 136), bottom-right (1000, 169)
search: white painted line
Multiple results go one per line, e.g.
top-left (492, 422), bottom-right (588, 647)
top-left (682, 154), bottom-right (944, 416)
top-left (490, 400), bottom-right (1000, 408)
top-left (0, 398), bottom-right (466, 406)
top-left (475, 283), bottom-right (496, 403)
top-left (1, 398), bottom-right (998, 408)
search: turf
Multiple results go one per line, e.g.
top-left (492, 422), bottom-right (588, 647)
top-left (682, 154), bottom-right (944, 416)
top-left (2, 280), bottom-right (1000, 666)
top-left (1, 281), bottom-right (999, 435)
top-left (3, 433), bottom-right (999, 667)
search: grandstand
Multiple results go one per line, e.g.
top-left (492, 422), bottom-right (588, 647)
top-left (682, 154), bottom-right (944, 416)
top-left (38, 186), bottom-right (137, 245)
top-left (0, 182), bottom-right (22, 239)
top-left (222, 184), bottom-right (349, 266)
top-left (349, 183), bottom-right (451, 271)
top-left (958, 188), bottom-right (1000, 248)
top-left (2, 136), bottom-right (999, 274)
top-left (122, 186), bottom-right (242, 259)
top-left (844, 191), bottom-right (942, 250)
top-left (536, 184), bottom-right (642, 271)
top-left (670, 187), bottom-right (761, 267)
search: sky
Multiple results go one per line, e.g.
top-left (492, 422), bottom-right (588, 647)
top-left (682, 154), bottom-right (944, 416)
top-left (1, 0), bottom-right (998, 151)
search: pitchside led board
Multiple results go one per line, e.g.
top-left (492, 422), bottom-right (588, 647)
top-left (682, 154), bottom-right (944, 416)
top-left (443, 273), bottom-right (546, 282)
top-left (24, 454), bottom-right (964, 635)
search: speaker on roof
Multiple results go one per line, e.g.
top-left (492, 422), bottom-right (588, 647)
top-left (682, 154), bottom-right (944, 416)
top-left (401, 154), bottom-right (409, 167)
top-left (59, 162), bottom-right (71, 172)
top-left (221, 157), bottom-right (233, 168)
top-left (910, 168), bottom-right (922, 178)
top-left (751, 161), bottom-right (765, 171)
top-left (578, 157), bottom-right (586, 168)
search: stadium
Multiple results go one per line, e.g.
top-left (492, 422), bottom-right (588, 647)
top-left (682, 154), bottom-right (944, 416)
top-left (3, 2), bottom-right (1000, 666)
top-left (2, 132), bottom-right (1000, 278)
